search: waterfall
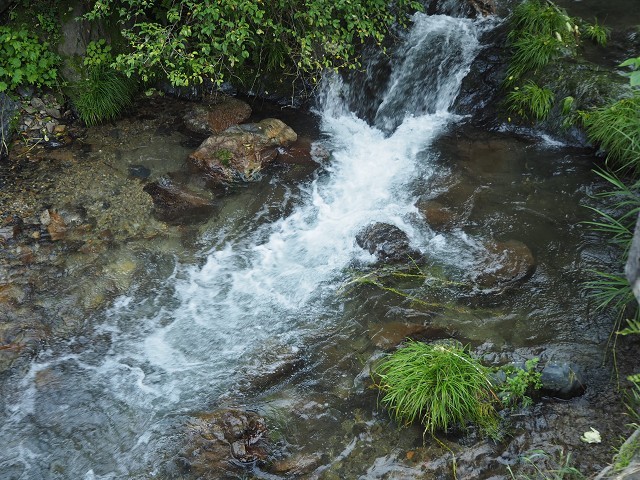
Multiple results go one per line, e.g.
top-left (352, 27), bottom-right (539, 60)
top-left (0, 12), bottom-right (485, 479)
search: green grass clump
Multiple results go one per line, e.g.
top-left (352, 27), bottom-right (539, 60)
top-left (581, 94), bottom-right (640, 173)
top-left (506, 81), bottom-right (555, 121)
top-left (506, 34), bottom-right (563, 84)
top-left (72, 66), bottom-right (138, 126)
top-left (582, 20), bottom-right (610, 47)
top-left (583, 169), bottom-right (640, 341)
top-left (373, 340), bottom-right (500, 438)
top-left (505, 0), bottom-right (577, 85)
top-left (508, 0), bottom-right (575, 40)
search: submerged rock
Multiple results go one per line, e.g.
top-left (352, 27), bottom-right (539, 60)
top-left (270, 453), bottom-right (323, 476)
top-left (355, 222), bottom-right (422, 264)
top-left (183, 96), bottom-right (252, 136)
top-left (370, 322), bottom-right (449, 349)
top-left (418, 200), bottom-right (461, 231)
top-left (177, 408), bottom-right (269, 476)
top-left (474, 239), bottom-right (535, 290)
top-left (187, 118), bottom-right (297, 190)
top-left (143, 176), bottom-right (216, 224)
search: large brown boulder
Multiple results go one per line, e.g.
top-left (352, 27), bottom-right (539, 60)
top-left (187, 118), bottom-right (297, 189)
top-left (183, 96), bottom-right (252, 136)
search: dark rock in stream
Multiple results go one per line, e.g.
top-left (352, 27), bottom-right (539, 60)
top-left (177, 408), bottom-right (269, 476)
top-left (127, 164), bottom-right (151, 180)
top-left (625, 212), bottom-right (640, 304)
top-left (355, 222), bottom-right (423, 264)
top-left (540, 361), bottom-right (586, 399)
top-left (143, 176), bottom-right (216, 224)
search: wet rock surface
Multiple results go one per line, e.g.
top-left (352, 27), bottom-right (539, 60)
top-left (188, 118), bottom-right (298, 191)
top-left (541, 361), bottom-right (587, 399)
top-left (355, 222), bottom-right (423, 263)
top-left (177, 408), bottom-right (269, 476)
top-left (473, 239), bottom-right (536, 290)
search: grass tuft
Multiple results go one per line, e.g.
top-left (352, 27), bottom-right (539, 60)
top-left (582, 19), bottom-right (610, 47)
top-left (506, 81), bottom-right (555, 120)
top-left (373, 340), bottom-right (500, 438)
top-left (581, 94), bottom-right (640, 174)
top-left (72, 66), bottom-right (138, 126)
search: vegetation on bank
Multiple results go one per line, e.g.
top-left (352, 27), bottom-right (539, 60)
top-left (502, 0), bottom-right (640, 475)
top-left (0, 0), bottom-right (421, 127)
top-left (84, 0), bottom-right (421, 89)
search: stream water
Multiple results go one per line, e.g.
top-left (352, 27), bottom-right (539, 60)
top-left (0, 8), bottom-right (632, 480)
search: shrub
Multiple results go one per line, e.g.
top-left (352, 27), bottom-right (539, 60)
top-left (0, 26), bottom-right (61, 92)
top-left (373, 340), bottom-right (500, 438)
top-left (84, 0), bottom-right (422, 90)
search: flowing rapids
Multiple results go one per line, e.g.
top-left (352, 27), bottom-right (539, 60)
top-left (0, 14), bottom-right (489, 479)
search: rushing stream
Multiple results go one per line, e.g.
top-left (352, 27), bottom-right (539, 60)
top-left (0, 9), bottom-right (628, 480)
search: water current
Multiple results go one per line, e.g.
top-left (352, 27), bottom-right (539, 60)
top-left (0, 9), bottom-right (623, 480)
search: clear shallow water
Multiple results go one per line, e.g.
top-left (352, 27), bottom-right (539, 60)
top-left (0, 10), bottom-right (626, 480)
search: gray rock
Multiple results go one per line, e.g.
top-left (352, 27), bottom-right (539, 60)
top-left (30, 97), bottom-right (45, 110)
top-left (355, 222), bottom-right (423, 263)
top-left (128, 164), bottom-right (151, 179)
top-left (0, 93), bottom-right (19, 158)
top-left (45, 108), bottom-right (62, 119)
top-left (540, 361), bottom-right (586, 399)
top-left (625, 212), bottom-right (640, 305)
top-left (188, 118), bottom-right (297, 190)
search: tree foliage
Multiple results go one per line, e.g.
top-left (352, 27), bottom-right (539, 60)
top-left (86, 0), bottom-right (422, 90)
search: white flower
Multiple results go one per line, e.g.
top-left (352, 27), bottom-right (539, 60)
top-left (580, 427), bottom-right (601, 444)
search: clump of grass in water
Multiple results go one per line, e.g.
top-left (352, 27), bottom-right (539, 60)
top-left (582, 20), bottom-right (610, 47)
top-left (504, 0), bottom-right (577, 86)
top-left (583, 169), bottom-right (640, 328)
top-left (373, 340), bottom-right (500, 439)
top-left (506, 81), bottom-right (555, 121)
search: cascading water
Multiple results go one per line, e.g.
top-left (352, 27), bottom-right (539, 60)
top-left (0, 13), bottom-right (486, 479)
